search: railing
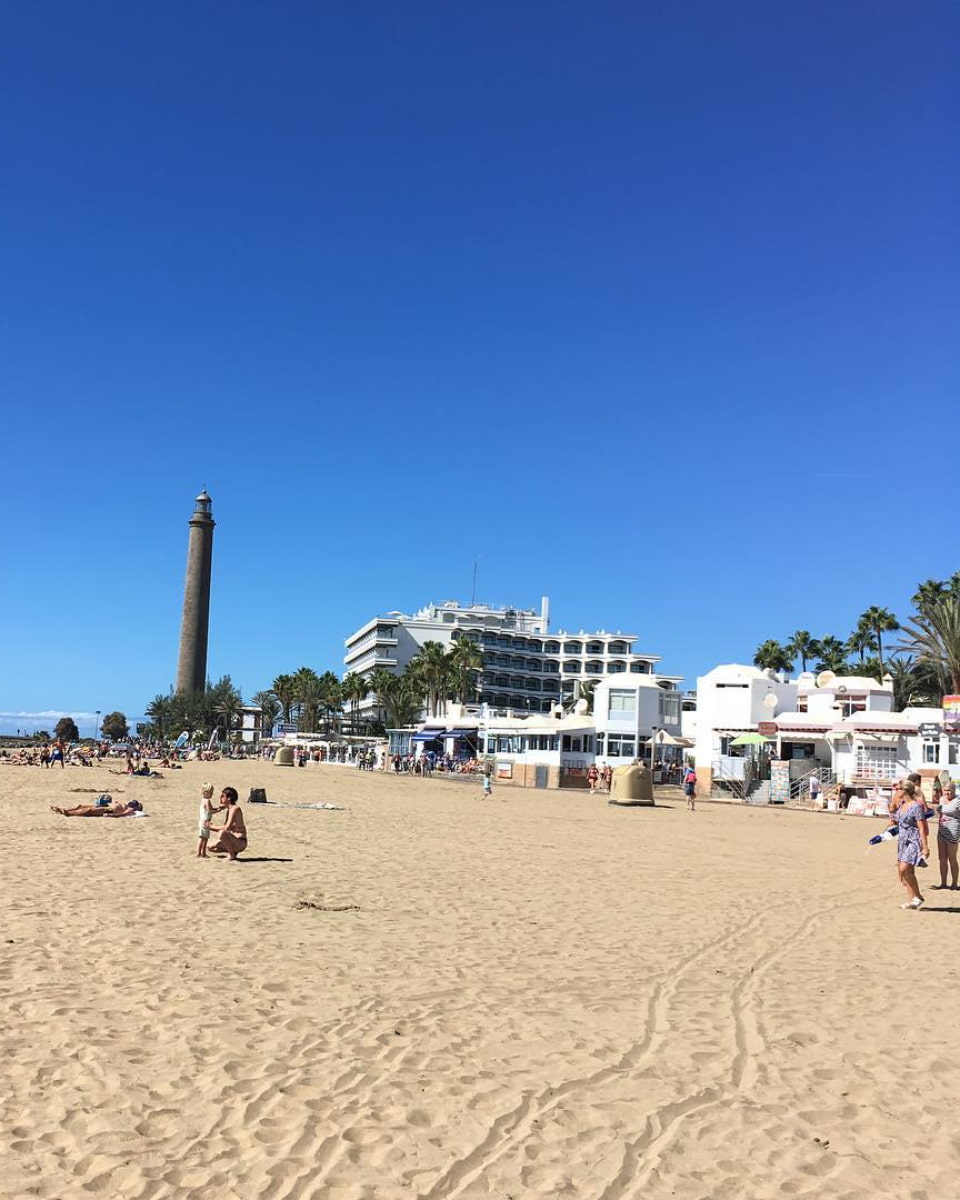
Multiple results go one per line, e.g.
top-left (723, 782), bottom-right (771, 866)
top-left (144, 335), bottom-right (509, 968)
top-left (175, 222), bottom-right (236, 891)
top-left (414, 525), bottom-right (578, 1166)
top-left (711, 757), bottom-right (756, 801)
top-left (789, 767), bottom-right (837, 800)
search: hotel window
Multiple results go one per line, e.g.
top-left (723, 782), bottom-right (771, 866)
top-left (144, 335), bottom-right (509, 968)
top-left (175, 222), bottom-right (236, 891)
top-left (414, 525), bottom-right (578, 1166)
top-left (923, 742), bottom-right (940, 764)
top-left (608, 689), bottom-right (638, 714)
top-left (563, 661), bottom-right (581, 673)
top-left (606, 735), bottom-right (636, 757)
top-left (630, 662), bottom-right (648, 673)
top-left (608, 661), bottom-right (626, 673)
top-left (609, 642), bottom-right (627, 655)
top-left (565, 641), bottom-right (582, 655)
top-left (838, 695), bottom-right (867, 719)
top-left (586, 642), bottom-right (603, 655)
top-left (544, 642), bottom-right (560, 654)
top-left (659, 693), bottom-right (681, 724)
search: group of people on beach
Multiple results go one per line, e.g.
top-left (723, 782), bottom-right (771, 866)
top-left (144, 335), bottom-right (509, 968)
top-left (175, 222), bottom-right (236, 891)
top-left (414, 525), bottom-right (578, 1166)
top-left (891, 773), bottom-right (960, 910)
top-left (49, 778), bottom-right (249, 861)
top-left (585, 763), bottom-right (614, 794)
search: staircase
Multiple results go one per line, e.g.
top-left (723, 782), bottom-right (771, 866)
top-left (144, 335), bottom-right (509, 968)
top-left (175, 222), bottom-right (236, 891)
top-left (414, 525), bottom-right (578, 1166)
top-left (790, 767), bottom-right (837, 801)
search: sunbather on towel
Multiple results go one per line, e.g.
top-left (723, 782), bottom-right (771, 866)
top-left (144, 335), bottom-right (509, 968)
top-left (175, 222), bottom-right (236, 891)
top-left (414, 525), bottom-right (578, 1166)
top-left (51, 800), bottom-right (144, 817)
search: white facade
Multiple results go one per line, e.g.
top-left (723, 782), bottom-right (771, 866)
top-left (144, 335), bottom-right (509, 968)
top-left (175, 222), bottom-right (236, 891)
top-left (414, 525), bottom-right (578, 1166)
top-left (592, 678), bottom-right (685, 766)
top-left (694, 664), bottom-right (798, 774)
top-left (695, 664), bottom-right (960, 793)
top-left (239, 705), bottom-right (262, 744)
top-left (344, 597), bottom-right (680, 718)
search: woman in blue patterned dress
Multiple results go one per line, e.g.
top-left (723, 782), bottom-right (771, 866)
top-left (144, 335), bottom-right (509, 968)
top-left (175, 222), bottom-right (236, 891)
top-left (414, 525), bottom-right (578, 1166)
top-left (891, 781), bottom-right (930, 910)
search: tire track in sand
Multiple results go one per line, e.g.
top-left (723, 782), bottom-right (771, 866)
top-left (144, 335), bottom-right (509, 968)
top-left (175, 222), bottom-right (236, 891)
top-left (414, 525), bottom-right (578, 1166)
top-left (596, 891), bottom-right (875, 1199)
top-left (417, 895), bottom-right (811, 1200)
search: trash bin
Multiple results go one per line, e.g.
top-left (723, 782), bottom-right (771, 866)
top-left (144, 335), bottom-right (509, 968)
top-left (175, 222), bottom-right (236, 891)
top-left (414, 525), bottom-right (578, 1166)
top-left (609, 764), bottom-right (655, 806)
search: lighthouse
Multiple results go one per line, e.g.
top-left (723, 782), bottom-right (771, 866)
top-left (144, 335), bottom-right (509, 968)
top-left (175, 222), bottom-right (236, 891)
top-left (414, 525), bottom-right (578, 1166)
top-left (175, 490), bottom-right (216, 694)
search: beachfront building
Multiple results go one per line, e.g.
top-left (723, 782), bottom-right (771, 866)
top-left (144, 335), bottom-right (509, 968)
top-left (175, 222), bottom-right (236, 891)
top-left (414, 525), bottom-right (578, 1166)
top-left (391, 673), bottom-right (688, 790)
top-left (238, 705), bottom-right (262, 745)
top-left (693, 664), bottom-right (799, 794)
top-left (694, 665), bottom-right (959, 799)
top-left (343, 597), bottom-right (680, 721)
top-left (592, 677), bottom-right (686, 766)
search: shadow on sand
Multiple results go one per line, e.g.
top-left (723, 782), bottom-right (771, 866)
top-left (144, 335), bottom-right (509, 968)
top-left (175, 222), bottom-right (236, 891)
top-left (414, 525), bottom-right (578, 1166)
top-left (229, 856), bottom-right (294, 864)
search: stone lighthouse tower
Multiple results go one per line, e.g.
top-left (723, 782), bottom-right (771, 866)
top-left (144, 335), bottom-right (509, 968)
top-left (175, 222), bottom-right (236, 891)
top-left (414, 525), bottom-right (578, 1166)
top-left (175, 490), bottom-right (216, 694)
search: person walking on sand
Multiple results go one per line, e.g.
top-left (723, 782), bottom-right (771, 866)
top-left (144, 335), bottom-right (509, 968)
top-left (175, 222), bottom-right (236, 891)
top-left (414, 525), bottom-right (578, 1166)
top-left (683, 764), bottom-right (697, 811)
top-left (196, 781), bottom-right (218, 858)
top-left (586, 764), bottom-right (599, 794)
top-left (207, 787), bottom-right (247, 860)
top-left (890, 780), bottom-right (930, 910)
top-left (935, 781), bottom-right (960, 891)
top-left (481, 762), bottom-right (493, 798)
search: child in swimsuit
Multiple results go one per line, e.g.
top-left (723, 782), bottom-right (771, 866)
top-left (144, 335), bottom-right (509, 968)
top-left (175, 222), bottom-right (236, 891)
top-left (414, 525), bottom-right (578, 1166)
top-left (197, 782), bottom-right (216, 858)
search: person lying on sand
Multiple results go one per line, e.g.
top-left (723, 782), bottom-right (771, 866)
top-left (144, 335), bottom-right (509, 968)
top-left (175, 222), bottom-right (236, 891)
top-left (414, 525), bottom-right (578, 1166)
top-left (51, 800), bottom-right (144, 817)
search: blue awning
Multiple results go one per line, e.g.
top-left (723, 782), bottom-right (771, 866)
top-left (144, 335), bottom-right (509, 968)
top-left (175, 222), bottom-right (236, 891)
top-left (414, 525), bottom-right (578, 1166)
top-left (443, 729), bottom-right (478, 739)
top-left (411, 730), bottom-right (444, 742)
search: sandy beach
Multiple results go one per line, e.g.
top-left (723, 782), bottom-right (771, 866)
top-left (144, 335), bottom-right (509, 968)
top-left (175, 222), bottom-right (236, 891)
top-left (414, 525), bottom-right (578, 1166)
top-left (2, 760), bottom-right (958, 1199)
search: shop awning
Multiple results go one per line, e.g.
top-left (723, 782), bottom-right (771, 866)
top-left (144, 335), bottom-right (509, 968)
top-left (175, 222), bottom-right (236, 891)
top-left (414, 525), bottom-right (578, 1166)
top-left (648, 731), bottom-right (693, 747)
top-left (443, 729), bottom-right (478, 739)
top-left (411, 730), bottom-right (444, 742)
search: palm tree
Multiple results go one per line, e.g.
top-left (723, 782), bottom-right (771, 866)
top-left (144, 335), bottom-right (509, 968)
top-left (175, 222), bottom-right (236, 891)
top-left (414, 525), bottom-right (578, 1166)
top-left (913, 578), bottom-right (947, 616)
top-left (860, 606), bottom-right (899, 678)
top-left (292, 667), bottom-right (324, 733)
top-left (382, 673), bottom-right (425, 729)
top-left (409, 641), bottom-right (452, 717)
top-left (272, 673), bottom-right (298, 724)
top-left (342, 673), bottom-right (370, 735)
top-left (846, 616), bottom-right (879, 664)
top-left (446, 638), bottom-right (483, 705)
top-left (753, 640), bottom-right (793, 674)
top-left (250, 690), bottom-right (281, 738)
top-left (813, 636), bottom-right (849, 674)
top-left (566, 679), bottom-right (597, 713)
top-left (367, 668), bottom-right (398, 728)
top-left (883, 655), bottom-right (931, 711)
top-left (213, 690), bottom-right (243, 743)
top-left (144, 694), bottom-right (172, 741)
top-left (786, 631), bottom-right (821, 673)
top-left (318, 672), bottom-right (343, 737)
top-left (898, 595), bottom-right (960, 696)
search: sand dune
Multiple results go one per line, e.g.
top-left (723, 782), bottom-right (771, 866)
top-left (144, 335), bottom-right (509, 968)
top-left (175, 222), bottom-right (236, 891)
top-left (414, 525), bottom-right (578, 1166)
top-left (1, 759), bottom-right (956, 1198)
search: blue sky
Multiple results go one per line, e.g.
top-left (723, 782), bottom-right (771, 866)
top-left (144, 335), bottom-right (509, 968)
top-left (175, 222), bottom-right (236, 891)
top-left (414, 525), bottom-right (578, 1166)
top-left (1, 1), bottom-right (957, 735)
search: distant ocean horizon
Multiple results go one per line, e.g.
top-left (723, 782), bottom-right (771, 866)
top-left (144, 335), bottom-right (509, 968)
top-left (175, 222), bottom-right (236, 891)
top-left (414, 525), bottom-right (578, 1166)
top-left (0, 713), bottom-right (145, 738)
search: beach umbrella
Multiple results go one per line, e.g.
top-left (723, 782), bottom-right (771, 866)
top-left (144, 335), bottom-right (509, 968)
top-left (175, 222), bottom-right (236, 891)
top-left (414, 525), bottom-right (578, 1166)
top-left (728, 732), bottom-right (773, 746)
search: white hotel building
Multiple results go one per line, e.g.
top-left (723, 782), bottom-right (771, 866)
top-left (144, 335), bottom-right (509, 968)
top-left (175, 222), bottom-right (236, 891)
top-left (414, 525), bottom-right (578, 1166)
top-left (343, 597), bottom-right (681, 718)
